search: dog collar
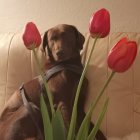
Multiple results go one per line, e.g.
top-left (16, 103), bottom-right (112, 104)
top-left (45, 64), bottom-right (83, 81)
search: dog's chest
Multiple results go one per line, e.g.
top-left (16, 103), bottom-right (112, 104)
top-left (47, 70), bottom-right (80, 102)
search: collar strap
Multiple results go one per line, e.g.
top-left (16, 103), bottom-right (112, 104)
top-left (45, 64), bottom-right (83, 81)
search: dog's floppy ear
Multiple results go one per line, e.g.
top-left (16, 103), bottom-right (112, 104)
top-left (42, 31), bottom-right (55, 62)
top-left (42, 31), bottom-right (48, 52)
top-left (72, 26), bottom-right (85, 50)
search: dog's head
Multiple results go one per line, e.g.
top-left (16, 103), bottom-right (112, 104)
top-left (42, 24), bottom-right (85, 63)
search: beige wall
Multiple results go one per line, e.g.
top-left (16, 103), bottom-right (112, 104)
top-left (0, 0), bottom-right (140, 34)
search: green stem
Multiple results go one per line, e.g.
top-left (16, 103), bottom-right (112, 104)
top-left (89, 71), bottom-right (115, 114)
top-left (67, 36), bottom-right (98, 140)
top-left (32, 47), bottom-right (55, 115)
top-left (76, 71), bottom-right (115, 140)
top-left (87, 98), bottom-right (109, 140)
top-left (81, 71), bottom-right (115, 131)
top-left (84, 71), bottom-right (115, 140)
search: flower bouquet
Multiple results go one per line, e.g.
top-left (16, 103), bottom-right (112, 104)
top-left (22, 8), bottom-right (137, 140)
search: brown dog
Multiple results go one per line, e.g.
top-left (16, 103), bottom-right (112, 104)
top-left (0, 24), bottom-right (106, 140)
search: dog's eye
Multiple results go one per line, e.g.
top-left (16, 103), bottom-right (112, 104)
top-left (60, 32), bottom-right (65, 37)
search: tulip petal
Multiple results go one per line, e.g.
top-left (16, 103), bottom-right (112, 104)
top-left (89, 8), bottom-right (110, 38)
top-left (23, 22), bottom-right (41, 50)
top-left (107, 38), bottom-right (137, 72)
top-left (108, 43), bottom-right (128, 71)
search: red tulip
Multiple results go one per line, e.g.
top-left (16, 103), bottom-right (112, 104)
top-left (23, 22), bottom-right (41, 50)
top-left (107, 37), bottom-right (137, 73)
top-left (89, 8), bottom-right (110, 38)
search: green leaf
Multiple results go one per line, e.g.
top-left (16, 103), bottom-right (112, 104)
top-left (40, 94), bottom-right (53, 140)
top-left (76, 71), bottom-right (115, 140)
top-left (75, 114), bottom-right (90, 140)
top-left (67, 36), bottom-right (98, 140)
top-left (67, 109), bottom-right (77, 140)
top-left (87, 98), bottom-right (109, 140)
top-left (52, 108), bottom-right (67, 140)
top-left (76, 100), bottom-right (94, 140)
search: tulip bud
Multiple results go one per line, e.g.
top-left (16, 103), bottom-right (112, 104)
top-left (89, 8), bottom-right (110, 38)
top-left (23, 22), bottom-right (41, 50)
top-left (107, 37), bottom-right (137, 73)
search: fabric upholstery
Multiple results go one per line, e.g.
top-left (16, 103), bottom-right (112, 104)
top-left (0, 33), bottom-right (45, 111)
top-left (0, 32), bottom-right (140, 138)
top-left (82, 33), bottom-right (140, 138)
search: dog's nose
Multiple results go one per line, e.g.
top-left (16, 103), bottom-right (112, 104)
top-left (56, 50), bottom-right (64, 56)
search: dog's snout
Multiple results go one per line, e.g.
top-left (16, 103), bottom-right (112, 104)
top-left (56, 50), bottom-right (64, 56)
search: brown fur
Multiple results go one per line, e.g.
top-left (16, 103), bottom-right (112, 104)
top-left (0, 24), bottom-right (106, 140)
